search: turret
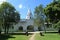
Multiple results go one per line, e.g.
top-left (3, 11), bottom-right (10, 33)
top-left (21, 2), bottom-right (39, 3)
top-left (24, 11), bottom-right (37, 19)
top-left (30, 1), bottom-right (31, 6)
top-left (26, 9), bottom-right (33, 19)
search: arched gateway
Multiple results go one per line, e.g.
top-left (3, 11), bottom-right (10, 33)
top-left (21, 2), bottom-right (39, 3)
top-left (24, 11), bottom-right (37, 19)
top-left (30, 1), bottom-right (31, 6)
top-left (27, 25), bottom-right (34, 32)
top-left (6, 9), bottom-right (52, 32)
top-left (12, 9), bottom-right (38, 32)
top-left (1, 9), bottom-right (53, 32)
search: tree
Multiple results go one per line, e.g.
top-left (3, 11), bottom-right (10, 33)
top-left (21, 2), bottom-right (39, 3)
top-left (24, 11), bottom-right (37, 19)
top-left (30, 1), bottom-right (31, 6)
top-left (54, 21), bottom-right (60, 33)
top-left (54, 21), bottom-right (60, 28)
top-left (0, 2), bottom-right (20, 34)
top-left (34, 4), bottom-right (46, 31)
top-left (44, 1), bottom-right (60, 23)
top-left (0, 7), bottom-right (4, 34)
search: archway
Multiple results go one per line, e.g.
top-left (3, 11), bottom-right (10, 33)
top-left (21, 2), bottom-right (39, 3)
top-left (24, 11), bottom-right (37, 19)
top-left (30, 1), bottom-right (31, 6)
top-left (18, 26), bottom-right (23, 32)
top-left (27, 25), bottom-right (34, 32)
top-left (38, 27), bottom-right (42, 31)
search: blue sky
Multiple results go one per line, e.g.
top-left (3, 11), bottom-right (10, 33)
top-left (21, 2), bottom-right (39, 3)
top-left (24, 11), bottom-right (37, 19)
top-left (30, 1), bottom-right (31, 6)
top-left (0, 0), bottom-right (53, 19)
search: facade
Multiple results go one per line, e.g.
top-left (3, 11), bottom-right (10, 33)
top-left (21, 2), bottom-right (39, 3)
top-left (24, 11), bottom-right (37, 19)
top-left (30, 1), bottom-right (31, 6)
top-left (13, 9), bottom-right (39, 32)
top-left (2, 9), bottom-right (54, 32)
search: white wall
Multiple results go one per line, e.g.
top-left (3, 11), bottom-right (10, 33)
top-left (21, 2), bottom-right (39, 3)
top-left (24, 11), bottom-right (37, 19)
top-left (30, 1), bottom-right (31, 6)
top-left (13, 19), bottom-right (38, 32)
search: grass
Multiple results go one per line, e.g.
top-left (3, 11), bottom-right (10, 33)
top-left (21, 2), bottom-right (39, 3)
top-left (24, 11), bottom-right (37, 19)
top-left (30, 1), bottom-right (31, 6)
top-left (0, 33), bottom-right (32, 40)
top-left (35, 33), bottom-right (60, 40)
top-left (1, 32), bottom-right (60, 40)
top-left (8, 34), bottom-right (31, 40)
top-left (0, 34), bottom-right (14, 40)
top-left (8, 34), bottom-right (32, 40)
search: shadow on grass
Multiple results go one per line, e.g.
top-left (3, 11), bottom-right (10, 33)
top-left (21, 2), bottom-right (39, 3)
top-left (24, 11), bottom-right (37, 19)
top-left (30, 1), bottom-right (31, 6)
top-left (0, 34), bottom-right (15, 40)
top-left (0, 33), bottom-right (33, 40)
top-left (45, 32), bottom-right (58, 33)
top-left (9, 33), bottom-right (33, 35)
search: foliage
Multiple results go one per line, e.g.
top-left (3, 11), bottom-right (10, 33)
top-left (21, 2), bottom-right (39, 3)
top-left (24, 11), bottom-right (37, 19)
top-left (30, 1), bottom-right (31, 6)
top-left (34, 4), bottom-right (45, 27)
top-left (44, 1), bottom-right (60, 23)
top-left (0, 2), bottom-right (20, 34)
top-left (54, 21), bottom-right (60, 28)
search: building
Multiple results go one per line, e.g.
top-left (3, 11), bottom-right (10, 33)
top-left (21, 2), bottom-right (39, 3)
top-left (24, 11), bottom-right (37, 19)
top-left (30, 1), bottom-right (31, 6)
top-left (12, 9), bottom-right (39, 32)
top-left (2, 9), bottom-right (54, 32)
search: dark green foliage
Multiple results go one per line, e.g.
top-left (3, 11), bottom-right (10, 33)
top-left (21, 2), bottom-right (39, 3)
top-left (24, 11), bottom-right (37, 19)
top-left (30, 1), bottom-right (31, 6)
top-left (44, 1), bottom-right (60, 23)
top-left (0, 2), bottom-right (20, 34)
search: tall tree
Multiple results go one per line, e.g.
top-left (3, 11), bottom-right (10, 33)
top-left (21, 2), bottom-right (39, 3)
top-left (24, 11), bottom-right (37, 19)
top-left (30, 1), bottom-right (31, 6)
top-left (44, 1), bottom-right (60, 23)
top-left (0, 8), bottom-right (3, 34)
top-left (0, 2), bottom-right (20, 34)
top-left (34, 4), bottom-right (46, 31)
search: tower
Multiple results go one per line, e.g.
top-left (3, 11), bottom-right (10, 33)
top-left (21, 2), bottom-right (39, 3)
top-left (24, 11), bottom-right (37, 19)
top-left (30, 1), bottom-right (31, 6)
top-left (26, 9), bottom-right (33, 19)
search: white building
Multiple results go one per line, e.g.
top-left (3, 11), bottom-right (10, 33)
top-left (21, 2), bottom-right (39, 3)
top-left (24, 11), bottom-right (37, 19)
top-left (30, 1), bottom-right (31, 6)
top-left (10, 9), bottom-right (39, 32)
top-left (2, 9), bottom-right (54, 32)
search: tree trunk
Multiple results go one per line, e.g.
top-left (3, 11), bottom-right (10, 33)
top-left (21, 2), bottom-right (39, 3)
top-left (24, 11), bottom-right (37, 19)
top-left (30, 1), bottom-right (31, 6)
top-left (4, 26), bottom-right (7, 34)
top-left (0, 29), bottom-right (1, 35)
top-left (6, 27), bottom-right (9, 34)
top-left (44, 26), bottom-right (46, 33)
top-left (0, 24), bottom-right (1, 35)
top-left (43, 23), bottom-right (46, 33)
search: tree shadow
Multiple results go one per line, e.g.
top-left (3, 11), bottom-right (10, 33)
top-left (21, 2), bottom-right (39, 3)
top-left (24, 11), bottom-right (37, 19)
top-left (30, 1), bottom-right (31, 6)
top-left (0, 33), bottom-right (33, 40)
top-left (0, 34), bottom-right (15, 40)
top-left (9, 33), bottom-right (33, 35)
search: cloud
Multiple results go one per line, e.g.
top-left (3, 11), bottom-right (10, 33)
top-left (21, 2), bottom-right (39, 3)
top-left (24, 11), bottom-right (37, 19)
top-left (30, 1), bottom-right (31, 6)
top-left (19, 4), bottom-right (25, 9)
top-left (0, 0), bottom-right (7, 4)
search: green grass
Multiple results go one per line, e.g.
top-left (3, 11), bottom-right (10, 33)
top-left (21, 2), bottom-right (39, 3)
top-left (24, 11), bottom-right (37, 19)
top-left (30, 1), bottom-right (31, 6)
top-left (35, 33), bottom-right (60, 40)
top-left (8, 35), bottom-right (31, 40)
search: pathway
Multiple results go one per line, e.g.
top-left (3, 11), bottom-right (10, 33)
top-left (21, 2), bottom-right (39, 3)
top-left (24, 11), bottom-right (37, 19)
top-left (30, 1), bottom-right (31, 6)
top-left (29, 33), bottom-right (36, 40)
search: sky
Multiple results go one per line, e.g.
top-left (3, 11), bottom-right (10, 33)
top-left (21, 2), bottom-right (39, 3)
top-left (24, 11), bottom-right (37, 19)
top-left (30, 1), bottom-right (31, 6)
top-left (0, 0), bottom-right (53, 19)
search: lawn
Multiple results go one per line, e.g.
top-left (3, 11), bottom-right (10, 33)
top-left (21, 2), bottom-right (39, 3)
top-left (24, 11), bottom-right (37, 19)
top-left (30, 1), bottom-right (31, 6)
top-left (35, 33), bottom-right (60, 40)
top-left (8, 35), bottom-right (31, 40)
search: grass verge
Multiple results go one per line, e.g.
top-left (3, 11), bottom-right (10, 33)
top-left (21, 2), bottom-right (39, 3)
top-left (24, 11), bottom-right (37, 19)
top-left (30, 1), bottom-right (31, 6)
top-left (35, 33), bottom-right (60, 40)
